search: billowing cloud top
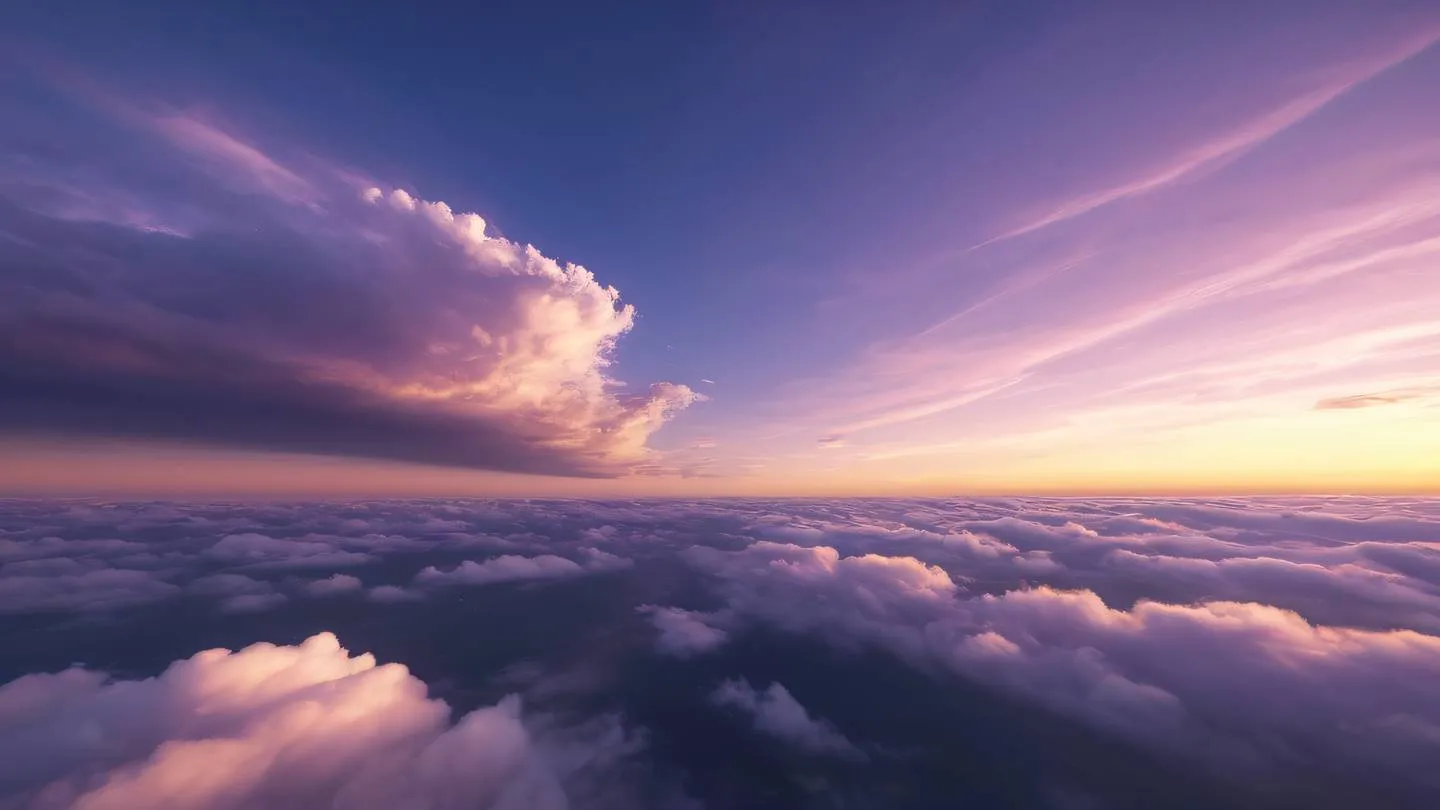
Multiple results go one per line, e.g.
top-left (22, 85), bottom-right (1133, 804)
top-left (0, 90), bottom-right (697, 477)
top-left (0, 632), bottom-right (632, 810)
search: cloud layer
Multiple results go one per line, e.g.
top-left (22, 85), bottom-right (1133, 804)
top-left (2, 496), bottom-right (1438, 805)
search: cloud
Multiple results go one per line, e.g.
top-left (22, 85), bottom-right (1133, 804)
top-left (637, 605), bottom-right (728, 657)
top-left (187, 573), bottom-right (273, 597)
top-left (187, 573), bottom-right (287, 613)
top-left (218, 591), bottom-right (288, 613)
top-left (304, 573), bottom-right (364, 596)
top-left (978, 29), bottom-right (1440, 246)
top-left (0, 500), bottom-right (670, 613)
top-left (146, 112), bottom-right (319, 205)
top-left (679, 537), bottom-right (1440, 790)
top-left (0, 568), bottom-right (179, 614)
top-left (205, 533), bottom-right (371, 569)
top-left (3, 496), bottom-right (1440, 801)
top-left (0, 87), bottom-right (698, 477)
top-left (366, 584), bottom-right (422, 603)
top-left (0, 633), bottom-right (639, 809)
top-left (710, 679), bottom-right (860, 758)
top-left (415, 549), bottom-right (631, 587)
top-left (574, 547), bottom-right (634, 572)
top-left (1314, 391), bottom-right (1428, 410)
top-left (0, 536), bottom-right (146, 564)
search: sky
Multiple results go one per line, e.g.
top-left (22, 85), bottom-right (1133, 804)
top-left (2, 0), bottom-right (1439, 497)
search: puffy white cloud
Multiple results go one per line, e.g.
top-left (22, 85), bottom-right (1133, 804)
top-left (710, 679), bottom-right (860, 758)
top-left (416, 549), bottom-right (632, 587)
top-left (636, 605), bottom-right (728, 657)
top-left (0, 633), bottom-right (636, 810)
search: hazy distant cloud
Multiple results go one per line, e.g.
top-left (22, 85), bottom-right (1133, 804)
top-left (1314, 391), bottom-right (1427, 410)
top-left (147, 111), bottom-right (320, 205)
top-left (219, 591), bottom-right (288, 613)
top-left (366, 584), bottom-right (422, 603)
top-left (188, 572), bottom-right (287, 613)
top-left (710, 679), bottom-right (860, 758)
top-left (0, 568), bottom-right (179, 614)
top-left (416, 549), bottom-right (631, 587)
top-left (0, 80), bottom-right (698, 477)
top-left (979, 29), bottom-right (1440, 247)
top-left (304, 573), bottom-right (364, 596)
top-left (206, 533), bottom-right (371, 569)
top-left (187, 572), bottom-right (273, 597)
top-left (0, 633), bottom-right (636, 809)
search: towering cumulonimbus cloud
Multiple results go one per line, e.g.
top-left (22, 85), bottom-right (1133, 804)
top-left (0, 633), bottom-right (634, 810)
top-left (0, 96), bottom-right (699, 477)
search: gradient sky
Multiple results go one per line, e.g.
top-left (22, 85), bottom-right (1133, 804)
top-left (2, 0), bottom-right (1439, 496)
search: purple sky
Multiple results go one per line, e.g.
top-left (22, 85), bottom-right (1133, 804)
top-left (1, 1), bottom-right (1438, 495)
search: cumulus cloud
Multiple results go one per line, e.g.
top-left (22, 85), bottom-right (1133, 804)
top-left (637, 605), bottom-right (728, 657)
top-left (710, 679), bottom-right (860, 758)
top-left (188, 573), bottom-right (287, 613)
top-left (5, 496), bottom-right (1440, 801)
top-left (218, 591), bottom-right (288, 614)
top-left (366, 584), bottom-right (422, 603)
top-left (416, 549), bottom-right (632, 587)
top-left (0, 633), bottom-right (639, 810)
top-left (205, 533), bottom-right (371, 569)
top-left (304, 573), bottom-right (364, 596)
top-left (0, 568), bottom-right (179, 614)
top-left (681, 541), bottom-right (959, 659)
top-left (677, 538), bottom-right (1440, 791)
top-left (0, 89), bottom-right (698, 476)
